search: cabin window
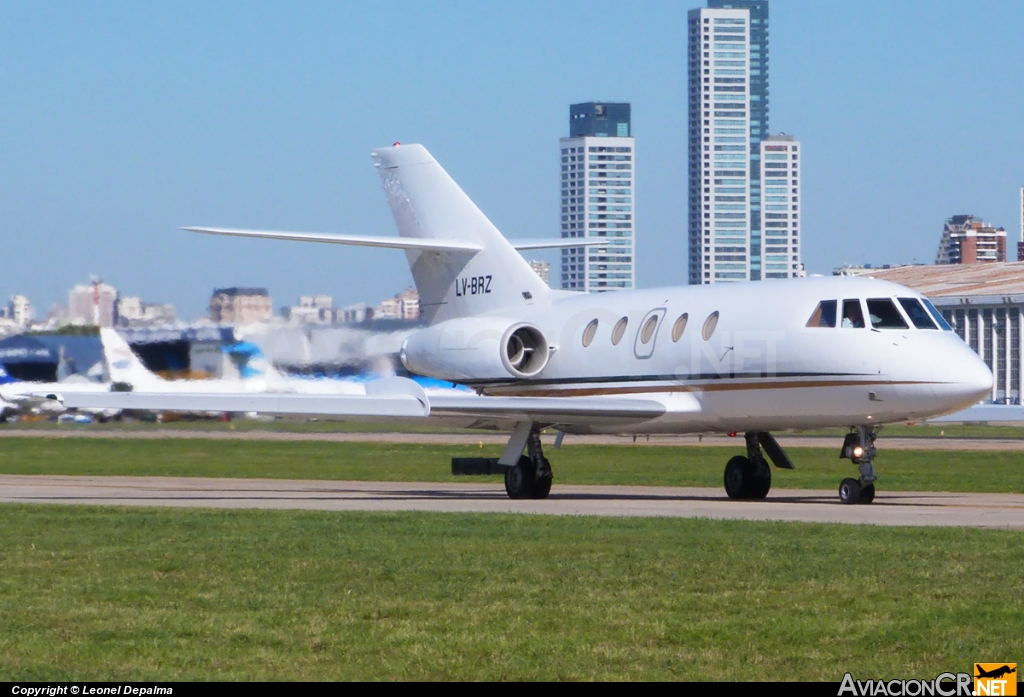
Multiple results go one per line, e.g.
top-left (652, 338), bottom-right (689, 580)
top-left (866, 298), bottom-right (909, 329)
top-left (611, 317), bottom-right (628, 345)
top-left (701, 311), bottom-right (720, 341)
top-left (841, 299), bottom-right (865, 329)
top-left (640, 315), bottom-right (659, 344)
top-left (805, 300), bottom-right (837, 328)
top-left (897, 298), bottom-right (937, 329)
top-left (921, 298), bottom-right (953, 330)
top-left (671, 313), bottom-right (688, 342)
top-left (582, 319), bottom-right (599, 347)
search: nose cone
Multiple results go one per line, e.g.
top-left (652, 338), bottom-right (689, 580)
top-left (950, 342), bottom-right (994, 409)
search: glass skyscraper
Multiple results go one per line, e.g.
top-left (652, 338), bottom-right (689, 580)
top-left (560, 102), bottom-right (635, 292)
top-left (688, 0), bottom-right (770, 284)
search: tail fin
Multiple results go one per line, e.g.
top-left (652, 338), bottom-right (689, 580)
top-left (223, 342), bottom-right (289, 385)
top-left (99, 328), bottom-right (165, 389)
top-left (373, 144), bottom-right (550, 324)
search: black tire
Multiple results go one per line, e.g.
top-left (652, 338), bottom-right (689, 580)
top-left (750, 465), bottom-right (771, 500)
top-left (724, 456), bottom-right (754, 499)
top-left (839, 477), bottom-right (861, 505)
top-left (504, 456), bottom-right (535, 499)
top-left (532, 475), bottom-right (552, 500)
top-left (858, 483), bottom-right (875, 504)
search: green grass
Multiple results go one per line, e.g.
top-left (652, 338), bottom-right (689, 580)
top-left (1, 437), bottom-right (1023, 493)
top-left (800, 423), bottom-right (1024, 439)
top-left (11, 416), bottom-right (1024, 439)
top-left (0, 505), bottom-right (1020, 680)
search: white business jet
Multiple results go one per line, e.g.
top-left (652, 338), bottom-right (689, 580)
top-left (62, 143), bottom-right (993, 504)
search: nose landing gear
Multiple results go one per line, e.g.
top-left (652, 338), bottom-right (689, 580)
top-left (839, 426), bottom-right (877, 504)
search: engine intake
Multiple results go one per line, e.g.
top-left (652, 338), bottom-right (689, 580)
top-left (502, 324), bottom-right (548, 378)
top-left (400, 318), bottom-right (551, 382)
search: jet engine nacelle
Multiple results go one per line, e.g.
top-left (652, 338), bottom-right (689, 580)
top-left (400, 317), bottom-right (550, 382)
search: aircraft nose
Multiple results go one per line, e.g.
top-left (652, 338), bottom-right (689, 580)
top-left (956, 346), bottom-right (993, 402)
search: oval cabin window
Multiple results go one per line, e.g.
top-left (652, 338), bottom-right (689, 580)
top-left (671, 313), bottom-right (688, 342)
top-left (640, 315), bottom-right (659, 344)
top-left (702, 311), bottom-right (720, 341)
top-left (611, 317), bottom-right (628, 346)
top-left (582, 319), bottom-right (599, 347)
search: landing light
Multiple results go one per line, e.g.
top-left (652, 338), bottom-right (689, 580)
top-left (852, 445), bottom-right (865, 459)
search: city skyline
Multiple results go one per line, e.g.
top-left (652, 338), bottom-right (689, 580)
top-left (2, 1), bottom-right (1022, 317)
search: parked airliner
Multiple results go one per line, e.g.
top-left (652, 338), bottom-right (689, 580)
top-left (62, 143), bottom-right (993, 504)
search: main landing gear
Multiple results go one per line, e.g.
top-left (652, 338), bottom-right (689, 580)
top-left (838, 426), bottom-right (877, 505)
top-left (723, 432), bottom-right (794, 500)
top-left (503, 427), bottom-right (553, 500)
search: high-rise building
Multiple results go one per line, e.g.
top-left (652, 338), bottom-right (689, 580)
top-left (708, 0), bottom-right (769, 275)
top-left (689, 1), bottom-right (771, 284)
top-left (759, 134), bottom-right (802, 278)
top-left (936, 215), bottom-right (1006, 265)
top-left (209, 287), bottom-right (272, 324)
top-left (4, 295), bottom-right (35, 328)
top-left (1018, 187), bottom-right (1023, 261)
top-left (559, 102), bottom-right (635, 292)
top-left (528, 260), bottom-right (551, 287)
top-left (69, 281), bottom-right (118, 326)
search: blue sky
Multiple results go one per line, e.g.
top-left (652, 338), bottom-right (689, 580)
top-left (2, 1), bottom-right (1022, 319)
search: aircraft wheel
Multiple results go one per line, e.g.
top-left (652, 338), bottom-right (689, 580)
top-left (504, 456), bottom-right (535, 499)
top-left (839, 478), bottom-right (861, 505)
top-left (532, 474), bottom-right (552, 500)
top-left (859, 483), bottom-right (875, 504)
top-left (724, 455), bottom-right (754, 499)
top-left (750, 466), bottom-right (771, 500)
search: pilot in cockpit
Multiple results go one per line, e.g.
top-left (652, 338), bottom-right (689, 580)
top-left (842, 300), bottom-right (865, 328)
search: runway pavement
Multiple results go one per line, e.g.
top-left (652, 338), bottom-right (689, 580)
top-left (2, 475), bottom-right (1022, 529)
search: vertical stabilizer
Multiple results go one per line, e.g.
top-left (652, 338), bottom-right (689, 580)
top-left (372, 144), bottom-right (550, 323)
top-left (100, 328), bottom-right (165, 389)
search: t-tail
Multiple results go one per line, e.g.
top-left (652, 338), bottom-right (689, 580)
top-left (372, 144), bottom-right (551, 324)
top-left (185, 144), bottom-right (589, 324)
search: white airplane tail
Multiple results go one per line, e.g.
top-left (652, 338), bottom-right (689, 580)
top-left (372, 144), bottom-right (551, 323)
top-left (100, 328), bottom-right (166, 389)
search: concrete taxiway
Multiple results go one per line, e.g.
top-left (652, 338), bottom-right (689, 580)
top-left (1, 475), bottom-right (1022, 529)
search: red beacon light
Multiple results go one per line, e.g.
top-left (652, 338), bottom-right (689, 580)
top-left (393, 141), bottom-right (401, 147)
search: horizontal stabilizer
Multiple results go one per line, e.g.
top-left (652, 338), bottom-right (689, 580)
top-left (509, 239), bottom-right (611, 250)
top-left (183, 227), bottom-right (483, 253)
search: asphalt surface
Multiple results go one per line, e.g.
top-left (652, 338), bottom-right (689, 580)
top-left (2, 475), bottom-right (1022, 529)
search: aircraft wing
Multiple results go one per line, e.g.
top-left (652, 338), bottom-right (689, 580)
top-left (56, 378), bottom-right (690, 428)
top-left (428, 393), bottom-right (669, 424)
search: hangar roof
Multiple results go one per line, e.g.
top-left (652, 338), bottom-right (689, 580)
top-left (840, 262), bottom-right (1024, 300)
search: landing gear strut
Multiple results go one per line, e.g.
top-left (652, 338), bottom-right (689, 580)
top-left (723, 432), bottom-right (777, 500)
top-left (838, 426), bottom-right (877, 505)
top-left (504, 427), bottom-right (553, 500)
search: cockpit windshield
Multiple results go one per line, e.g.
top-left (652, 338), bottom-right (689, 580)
top-left (921, 298), bottom-right (953, 330)
top-left (898, 297), bottom-right (938, 329)
top-left (866, 299), bottom-right (909, 329)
